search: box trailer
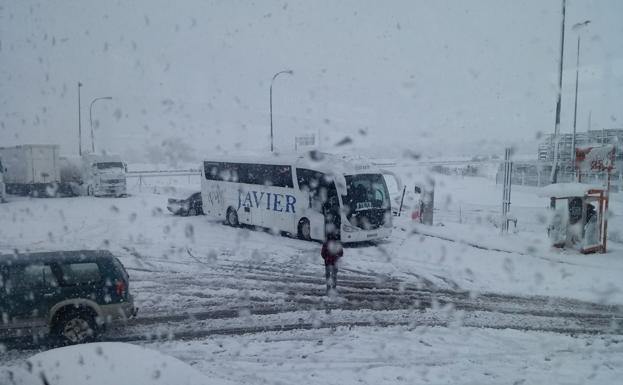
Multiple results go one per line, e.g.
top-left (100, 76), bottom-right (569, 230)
top-left (0, 145), bottom-right (61, 196)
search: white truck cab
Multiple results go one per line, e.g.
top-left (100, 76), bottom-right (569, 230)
top-left (81, 153), bottom-right (127, 197)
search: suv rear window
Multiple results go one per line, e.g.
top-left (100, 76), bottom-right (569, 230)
top-left (59, 262), bottom-right (102, 285)
top-left (7, 264), bottom-right (57, 289)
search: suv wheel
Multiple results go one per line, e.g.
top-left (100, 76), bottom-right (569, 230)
top-left (54, 310), bottom-right (97, 345)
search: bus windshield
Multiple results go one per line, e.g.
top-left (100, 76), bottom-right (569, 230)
top-left (343, 174), bottom-right (390, 213)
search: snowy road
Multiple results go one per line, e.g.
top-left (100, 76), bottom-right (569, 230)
top-left (118, 261), bottom-right (623, 342)
top-left (4, 248), bottom-right (621, 356)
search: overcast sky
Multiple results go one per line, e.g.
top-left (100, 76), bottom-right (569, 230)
top-left (1, 0), bottom-right (622, 160)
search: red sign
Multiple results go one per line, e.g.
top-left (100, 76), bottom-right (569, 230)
top-left (576, 145), bottom-right (615, 172)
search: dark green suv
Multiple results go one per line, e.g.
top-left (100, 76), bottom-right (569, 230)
top-left (0, 250), bottom-right (137, 345)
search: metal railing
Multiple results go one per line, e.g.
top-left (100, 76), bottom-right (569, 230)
top-left (126, 169), bottom-right (201, 193)
top-left (126, 169), bottom-right (201, 178)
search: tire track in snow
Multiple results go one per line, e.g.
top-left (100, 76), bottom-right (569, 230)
top-left (108, 308), bottom-right (623, 344)
top-left (129, 260), bottom-right (623, 322)
top-left (116, 249), bottom-right (623, 342)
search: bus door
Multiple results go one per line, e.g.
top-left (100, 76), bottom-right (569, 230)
top-left (322, 182), bottom-right (341, 239)
top-left (237, 185), bottom-right (254, 225)
top-left (296, 168), bottom-right (329, 239)
top-left (265, 165), bottom-right (295, 232)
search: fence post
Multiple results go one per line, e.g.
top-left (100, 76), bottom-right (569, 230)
top-left (501, 148), bottom-right (513, 233)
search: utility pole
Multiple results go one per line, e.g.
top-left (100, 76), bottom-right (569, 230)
top-left (550, 0), bottom-right (566, 184)
top-left (571, 20), bottom-right (591, 175)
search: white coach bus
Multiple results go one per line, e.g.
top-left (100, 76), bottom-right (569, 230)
top-left (200, 154), bottom-right (392, 242)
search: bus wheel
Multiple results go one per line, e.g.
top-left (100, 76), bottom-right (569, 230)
top-left (226, 208), bottom-right (239, 227)
top-left (298, 218), bottom-right (311, 241)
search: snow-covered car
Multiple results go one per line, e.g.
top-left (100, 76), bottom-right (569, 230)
top-left (0, 342), bottom-right (214, 385)
top-left (167, 192), bottom-right (203, 216)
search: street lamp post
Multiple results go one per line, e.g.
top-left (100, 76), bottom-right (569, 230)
top-left (78, 82), bottom-right (83, 156)
top-left (89, 96), bottom-right (113, 153)
top-left (571, 20), bottom-right (591, 174)
top-left (270, 70), bottom-right (293, 152)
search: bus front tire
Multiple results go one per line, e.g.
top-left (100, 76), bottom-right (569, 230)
top-left (226, 208), bottom-right (239, 227)
top-left (298, 218), bottom-right (311, 241)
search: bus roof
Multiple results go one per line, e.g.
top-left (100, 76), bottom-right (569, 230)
top-left (202, 152), bottom-right (382, 176)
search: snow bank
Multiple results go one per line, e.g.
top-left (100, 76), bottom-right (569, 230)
top-left (1, 342), bottom-right (220, 385)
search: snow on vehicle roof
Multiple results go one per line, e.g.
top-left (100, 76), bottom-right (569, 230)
top-left (0, 249), bottom-right (115, 265)
top-left (202, 152), bottom-right (382, 176)
top-left (538, 183), bottom-right (605, 198)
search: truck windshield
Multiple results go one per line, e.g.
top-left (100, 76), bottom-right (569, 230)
top-left (95, 162), bottom-right (124, 170)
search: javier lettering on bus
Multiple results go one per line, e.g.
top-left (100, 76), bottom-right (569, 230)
top-left (238, 190), bottom-right (297, 213)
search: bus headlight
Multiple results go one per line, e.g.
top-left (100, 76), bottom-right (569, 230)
top-left (342, 224), bottom-right (360, 232)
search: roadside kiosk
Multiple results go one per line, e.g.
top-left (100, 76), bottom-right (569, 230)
top-left (539, 144), bottom-right (615, 254)
top-left (539, 183), bottom-right (608, 254)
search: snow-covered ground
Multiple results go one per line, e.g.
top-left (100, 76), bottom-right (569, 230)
top-left (154, 326), bottom-right (623, 385)
top-left (2, 164), bottom-right (620, 305)
top-left (4, 327), bottom-right (622, 385)
top-left (1, 165), bottom-right (622, 382)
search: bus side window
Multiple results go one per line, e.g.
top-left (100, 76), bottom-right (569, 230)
top-left (272, 165), bottom-right (293, 188)
top-left (204, 162), bottom-right (223, 181)
top-left (296, 168), bottom-right (309, 190)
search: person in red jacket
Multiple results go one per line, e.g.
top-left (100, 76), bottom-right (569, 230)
top-left (321, 236), bottom-right (343, 294)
